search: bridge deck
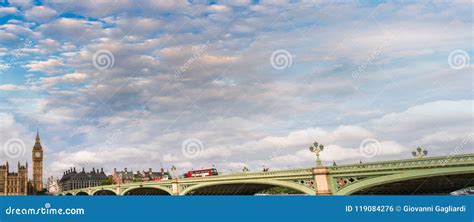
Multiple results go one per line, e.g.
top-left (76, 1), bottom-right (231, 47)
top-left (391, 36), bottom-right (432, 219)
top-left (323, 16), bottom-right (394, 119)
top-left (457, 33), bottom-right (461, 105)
top-left (59, 154), bottom-right (474, 195)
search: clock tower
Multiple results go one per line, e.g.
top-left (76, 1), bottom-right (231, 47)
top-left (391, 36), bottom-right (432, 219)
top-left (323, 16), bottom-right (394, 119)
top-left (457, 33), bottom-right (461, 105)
top-left (32, 131), bottom-right (43, 193)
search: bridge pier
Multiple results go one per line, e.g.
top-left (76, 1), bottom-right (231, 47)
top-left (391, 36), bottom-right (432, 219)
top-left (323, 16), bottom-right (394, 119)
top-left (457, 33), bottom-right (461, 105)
top-left (171, 179), bottom-right (179, 195)
top-left (313, 167), bottom-right (332, 195)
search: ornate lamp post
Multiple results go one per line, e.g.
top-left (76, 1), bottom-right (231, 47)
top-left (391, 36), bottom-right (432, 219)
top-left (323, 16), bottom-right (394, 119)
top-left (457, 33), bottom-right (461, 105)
top-left (309, 141), bottom-right (324, 167)
top-left (412, 147), bottom-right (428, 159)
top-left (171, 165), bottom-right (177, 179)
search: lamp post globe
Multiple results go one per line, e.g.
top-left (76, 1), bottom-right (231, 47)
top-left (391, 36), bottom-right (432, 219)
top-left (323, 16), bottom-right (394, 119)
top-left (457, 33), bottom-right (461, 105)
top-left (309, 141), bottom-right (324, 167)
top-left (412, 147), bottom-right (428, 159)
top-left (171, 165), bottom-right (177, 179)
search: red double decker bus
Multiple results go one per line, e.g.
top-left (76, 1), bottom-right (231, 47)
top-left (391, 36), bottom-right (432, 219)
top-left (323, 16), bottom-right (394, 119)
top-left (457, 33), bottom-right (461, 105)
top-left (185, 168), bottom-right (218, 178)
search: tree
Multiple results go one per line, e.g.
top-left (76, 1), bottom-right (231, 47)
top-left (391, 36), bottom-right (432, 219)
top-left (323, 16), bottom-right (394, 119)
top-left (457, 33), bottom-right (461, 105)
top-left (257, 187), bottom-right (303, 195)
top-left (101, 178), bottom-right (114, 186)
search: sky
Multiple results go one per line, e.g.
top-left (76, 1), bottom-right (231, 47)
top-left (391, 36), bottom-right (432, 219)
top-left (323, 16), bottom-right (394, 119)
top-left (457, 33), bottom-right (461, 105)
top-left (0, 0), bottom-right (472, 179)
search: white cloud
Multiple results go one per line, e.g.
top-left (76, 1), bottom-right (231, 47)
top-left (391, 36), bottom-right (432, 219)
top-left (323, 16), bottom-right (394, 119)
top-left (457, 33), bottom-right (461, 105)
top-left (232, 125), bottom-right (406, 166)
top-left (0, 112), bottom-right (31, 162)
top-left (208, 5), bottom-right (231, 13)
top-left (49, 147), bottom-right (164, 176)
top-left (0, 7), bottom-right (18, 17)
top-left (372, 100), bottom-right (473, 134)
top-left (25, 6), bottom-right (57, 23)
top-left (221, 0), bottom-right (251, 6)
top-left (39, 72), bottom-right (88, 88)
top-left (25, 58), bottom-right (64, 74)
top-left (0, 84), bottom-right (25, 91)
top-left (238, 126), bottom-right (374, 153)
top-left (0, 30), bottom-right (18, 41)
top-left (267, 140), bottom-right (407, 168)
top-left (8, 0), bottom-right (33, 9)
top-left (37, 18), bottom-right (104, 42)
top-left (0, 23), bottom-right (37, 39)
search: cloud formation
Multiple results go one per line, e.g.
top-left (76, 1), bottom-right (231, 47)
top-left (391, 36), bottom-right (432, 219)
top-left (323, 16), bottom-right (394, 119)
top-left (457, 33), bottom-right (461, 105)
top-left (0, 1), bottom-right (471, 178)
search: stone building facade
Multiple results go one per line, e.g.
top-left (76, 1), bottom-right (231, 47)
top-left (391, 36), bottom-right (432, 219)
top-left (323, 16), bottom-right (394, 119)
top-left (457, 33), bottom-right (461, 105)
top-left (0, 162), bottom-right (28, 195)
top-left (0, 132), bottom-right (44, 195)
top-left (46, 176), bottom-right (60, 194)
top-left (59, 167), bottom-right (107, 191)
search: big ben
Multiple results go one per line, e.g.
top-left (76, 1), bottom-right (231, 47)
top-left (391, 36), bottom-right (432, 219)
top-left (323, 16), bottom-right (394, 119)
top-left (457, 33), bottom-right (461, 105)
top-left (32, 131), bottom-right (43, 193)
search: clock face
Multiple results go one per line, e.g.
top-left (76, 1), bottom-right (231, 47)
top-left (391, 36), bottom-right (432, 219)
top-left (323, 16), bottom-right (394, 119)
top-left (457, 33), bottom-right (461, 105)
top-left (35, 152), bottom-right (41, 158)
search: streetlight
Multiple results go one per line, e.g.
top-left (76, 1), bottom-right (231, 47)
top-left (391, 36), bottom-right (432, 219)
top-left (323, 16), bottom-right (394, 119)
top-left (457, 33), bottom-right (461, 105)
top-left (309, 141), bottom-right (324, 167)
top-left (171, 165), bottom-right (177, 179)
top-left (412, 147), bottom-right (428, 159)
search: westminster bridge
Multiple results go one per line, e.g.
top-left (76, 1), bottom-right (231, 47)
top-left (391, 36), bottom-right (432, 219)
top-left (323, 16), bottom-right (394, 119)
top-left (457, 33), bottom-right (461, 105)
top-left (59, 154), bottom-right (474, 195)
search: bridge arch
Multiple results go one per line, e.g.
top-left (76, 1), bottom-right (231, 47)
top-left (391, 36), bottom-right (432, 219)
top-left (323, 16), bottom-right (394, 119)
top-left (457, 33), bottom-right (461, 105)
top-left (180, 180), bottom-right (315, 195)
top-left (65, 193), bottom-right (73, 196)
top-left (121, 185), bottom-right (172, 195)
top-left (92, 188), bottom-right (117, 195)
top-left (336, 166), bottom-right (474, 195)
top-left (75, 191), bottom-right (89, 195)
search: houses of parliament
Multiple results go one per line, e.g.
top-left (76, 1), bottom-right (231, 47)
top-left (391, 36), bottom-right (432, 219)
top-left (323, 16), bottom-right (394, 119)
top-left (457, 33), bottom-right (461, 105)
top-left (0, 132), bottom-right (43, 195)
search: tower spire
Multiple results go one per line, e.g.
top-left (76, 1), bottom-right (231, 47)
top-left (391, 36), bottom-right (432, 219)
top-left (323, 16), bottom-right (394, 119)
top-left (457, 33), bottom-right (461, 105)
top-left (33, 129), bottom-right (42, 150)
top-left (32, 129), bottom-right (44, 193)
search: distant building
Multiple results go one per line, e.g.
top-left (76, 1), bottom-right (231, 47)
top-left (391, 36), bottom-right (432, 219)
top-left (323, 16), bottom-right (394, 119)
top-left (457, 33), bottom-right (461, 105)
top-left (58, 167), bottom-right (107, 191)
top-left (0, 162), bottom-right (28, 195)
top-left (46, 176), bottom-right (59, 194)
top-left (112, 168), bottom-right (134, 184)
top-left (134, 168), bottom-right (171, 182)
top-left (112, 167), bottom-right (171, 184)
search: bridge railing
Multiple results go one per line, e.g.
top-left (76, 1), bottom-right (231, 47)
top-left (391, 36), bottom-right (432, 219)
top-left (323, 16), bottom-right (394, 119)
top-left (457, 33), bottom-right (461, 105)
top-left (178, 168), bottom-right (314, 182)
top-left (328, 154), bottom-right (474, 173)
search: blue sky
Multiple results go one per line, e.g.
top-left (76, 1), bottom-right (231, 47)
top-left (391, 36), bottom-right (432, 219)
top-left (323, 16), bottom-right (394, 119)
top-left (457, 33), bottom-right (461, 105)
top-left (0, 0), bottom-right (472, 178)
